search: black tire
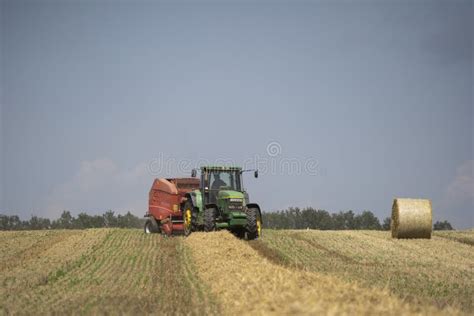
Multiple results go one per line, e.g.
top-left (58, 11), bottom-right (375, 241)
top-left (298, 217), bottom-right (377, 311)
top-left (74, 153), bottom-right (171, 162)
top-left (203, 208), bottom-right (216, 232)
top-left (183, 201), bottom-right (193, 236)
top-left (144, 217), bottom-right (160, 234)
top-left (246, 208), bottom-right (261, 240)
top-left (233, 229), bottom-right (246, 239)
top-left (191, 209), bottom-right (199, 231)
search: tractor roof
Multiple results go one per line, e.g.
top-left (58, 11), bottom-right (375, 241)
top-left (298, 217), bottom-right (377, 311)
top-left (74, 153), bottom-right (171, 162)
top-left (200, 166), bottom-right (242, 171)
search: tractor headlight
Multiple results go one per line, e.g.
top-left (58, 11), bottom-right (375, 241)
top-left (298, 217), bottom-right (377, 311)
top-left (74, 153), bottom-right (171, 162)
top-left (229, 198), bottom-right (243, 203)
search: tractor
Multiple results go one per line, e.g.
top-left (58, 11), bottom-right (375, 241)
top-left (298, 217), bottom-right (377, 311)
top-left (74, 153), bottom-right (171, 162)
top-left (144, 166), bottom-right (262, 239)
top-left (184, 166), bottom-right (262, 239)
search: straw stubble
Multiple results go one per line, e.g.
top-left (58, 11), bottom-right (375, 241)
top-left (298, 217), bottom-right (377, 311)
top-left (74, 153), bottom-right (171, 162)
top-left (185, 231), bottom-right (444, 315)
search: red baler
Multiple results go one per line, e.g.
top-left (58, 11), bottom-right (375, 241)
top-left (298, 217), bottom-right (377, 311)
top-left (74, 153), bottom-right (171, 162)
top-left (145, 178), bottom-right (199, 236)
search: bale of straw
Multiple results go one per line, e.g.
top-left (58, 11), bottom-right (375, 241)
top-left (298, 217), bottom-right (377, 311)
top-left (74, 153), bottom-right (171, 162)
top-left (391, 198), bottom-right (432, 239)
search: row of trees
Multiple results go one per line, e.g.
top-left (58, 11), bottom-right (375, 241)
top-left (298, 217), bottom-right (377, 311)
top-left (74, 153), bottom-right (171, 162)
top-left (0, 211), bottom-right (144, 230)
top-left (263, 208), bottom-right (387, 230)
top-left (0, 208), bottom-right (453, 231)
top-left (262, 207), bottom-right (454, 231)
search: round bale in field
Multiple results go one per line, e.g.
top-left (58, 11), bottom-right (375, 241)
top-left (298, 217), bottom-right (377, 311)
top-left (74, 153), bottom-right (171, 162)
top-left (391, 198), bottom-right (432, 239)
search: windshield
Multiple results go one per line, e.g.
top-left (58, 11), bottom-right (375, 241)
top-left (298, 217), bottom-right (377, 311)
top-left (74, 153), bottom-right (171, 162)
top-left (209, 171), bottom-right (242, 192)
top-left (202, 170), bottom-right (243, 203)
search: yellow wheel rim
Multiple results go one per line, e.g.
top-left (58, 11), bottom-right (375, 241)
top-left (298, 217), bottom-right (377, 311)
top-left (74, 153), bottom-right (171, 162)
top-left (184, 209), bottom-right (192, 229)
top-left (257, 218), bottom-right (262, 237)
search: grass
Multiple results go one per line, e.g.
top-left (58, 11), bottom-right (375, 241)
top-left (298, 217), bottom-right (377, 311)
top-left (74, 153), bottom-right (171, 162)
top-left (251, 229), bottom-right (473, 313)
top-left (0, 229), bottom-right (471, 315)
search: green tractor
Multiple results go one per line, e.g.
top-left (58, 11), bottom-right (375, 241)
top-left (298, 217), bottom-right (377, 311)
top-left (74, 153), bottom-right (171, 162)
top-left (183, 166), bottom-right (262, 240)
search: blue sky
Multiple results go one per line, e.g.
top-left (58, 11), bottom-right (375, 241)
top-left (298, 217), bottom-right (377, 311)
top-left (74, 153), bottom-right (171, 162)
top-left (1, 0), bottom-right (472, 228)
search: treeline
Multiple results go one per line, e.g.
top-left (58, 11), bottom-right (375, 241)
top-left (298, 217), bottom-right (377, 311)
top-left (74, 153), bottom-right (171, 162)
top-left (263, 208), bottom-right (387, 230)
top-left (0, 210), bottom-right (144, 230)
top-left (263, 207), bottom-right (454, 231)
top-left (0, 208), bottom-right (454, 231)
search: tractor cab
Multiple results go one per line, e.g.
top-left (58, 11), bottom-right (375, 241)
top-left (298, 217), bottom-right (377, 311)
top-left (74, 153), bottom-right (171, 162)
top-left (200, 166), bottom-right (243, 204)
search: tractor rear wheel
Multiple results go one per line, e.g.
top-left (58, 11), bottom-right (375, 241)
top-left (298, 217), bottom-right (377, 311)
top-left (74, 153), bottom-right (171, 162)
top-left (144, 217), bottom-right (160, 234)
top-left (203, 208), bottom-right (216, 232)
top-left (246, 208), bottom-right (261, 240)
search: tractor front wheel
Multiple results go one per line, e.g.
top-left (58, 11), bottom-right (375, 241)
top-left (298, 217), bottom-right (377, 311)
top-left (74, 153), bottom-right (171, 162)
top-left (203, 208), bottom-right (216, 232)
top-left (183, 201), bottom-right (193, 236)
top-left (246, 208), bottom-right (261, 240)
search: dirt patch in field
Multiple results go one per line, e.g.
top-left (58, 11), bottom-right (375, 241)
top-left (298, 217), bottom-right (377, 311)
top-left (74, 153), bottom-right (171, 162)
top-left (185, 231), bottom-right (450, 315)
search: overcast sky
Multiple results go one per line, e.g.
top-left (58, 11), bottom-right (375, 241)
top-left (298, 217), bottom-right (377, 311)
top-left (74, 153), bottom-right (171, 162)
top-left (1, 0), bottom-right (472, 228)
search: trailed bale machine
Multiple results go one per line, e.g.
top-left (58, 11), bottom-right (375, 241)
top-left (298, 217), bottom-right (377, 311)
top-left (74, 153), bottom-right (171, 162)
top-left (144, 178), bottom-right (199, 236)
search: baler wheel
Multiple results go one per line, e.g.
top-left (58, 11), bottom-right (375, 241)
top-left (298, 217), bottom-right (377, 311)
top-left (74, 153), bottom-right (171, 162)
top-left (144, 217), bottom-right (160, 234)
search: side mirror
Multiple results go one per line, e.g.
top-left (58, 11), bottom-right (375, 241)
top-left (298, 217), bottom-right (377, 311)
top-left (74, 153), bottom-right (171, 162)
top-left (191, 169), bottom-right (197, 178)
top-left (254, 170), bottom-right (258, 178)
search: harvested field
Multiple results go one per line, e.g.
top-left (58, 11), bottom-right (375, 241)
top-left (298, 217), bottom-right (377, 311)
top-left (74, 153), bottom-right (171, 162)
top-left (435, 229), bottom-right (474, 246)
top-left (253, 230), bottom-right (473, 312)
top-left (185, 231), bottom-right (454, 315)
top-left (0, 229), bottom-right (218, 315)
top-left (1, 229), bottom-right (471, 315)
top-left (0, 230), bottom-right (81, 272)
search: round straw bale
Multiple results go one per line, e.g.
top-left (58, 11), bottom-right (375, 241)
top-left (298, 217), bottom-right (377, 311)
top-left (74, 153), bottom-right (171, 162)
top-left (391, 198), bottom-right (432, 239)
